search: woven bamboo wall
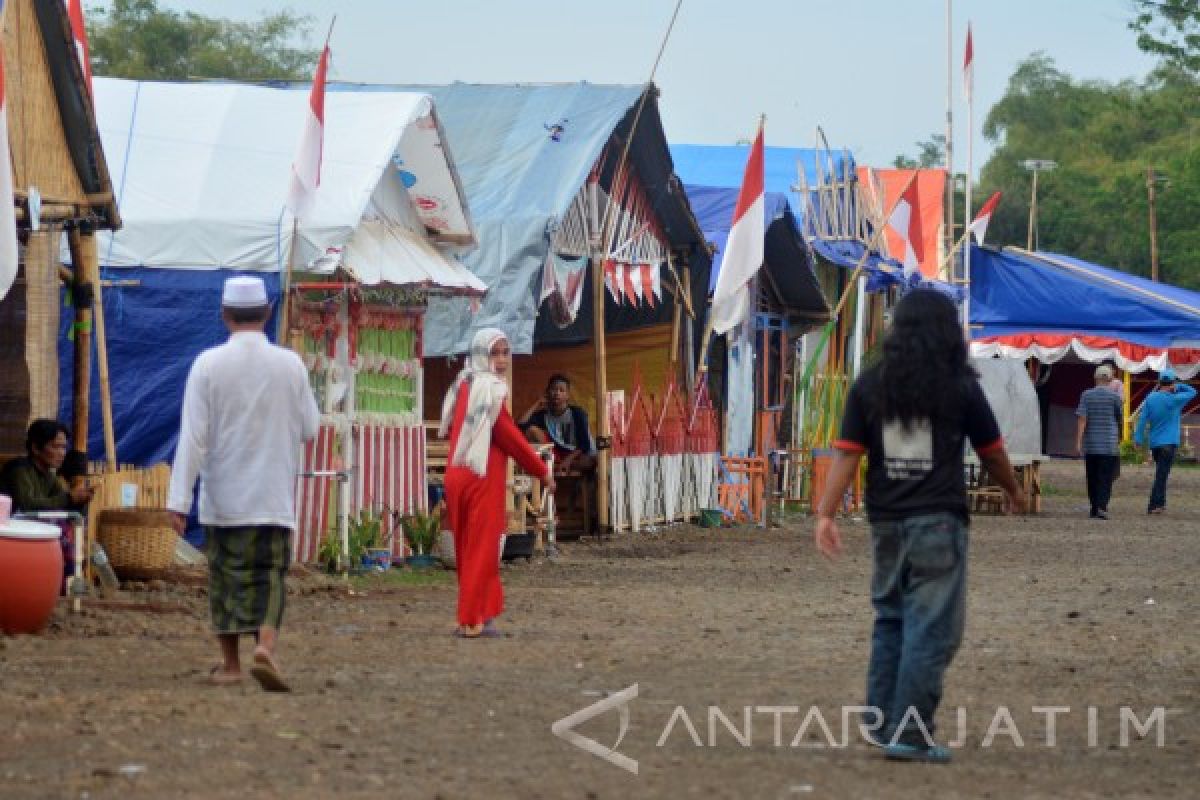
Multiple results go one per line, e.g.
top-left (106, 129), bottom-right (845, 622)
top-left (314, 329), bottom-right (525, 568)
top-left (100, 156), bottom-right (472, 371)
top-left (0, 246), bottom-right (32, 459)
top-left (2, 0), bottom-right (87, 204)
top-left (23, 230), bottom-right (61, 425)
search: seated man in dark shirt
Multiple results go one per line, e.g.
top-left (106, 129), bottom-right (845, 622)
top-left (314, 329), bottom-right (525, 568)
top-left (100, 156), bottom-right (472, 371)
top-left (0, 419), bottom-right (93, 512)
top-left (518, 374), bottom-right (596, 474)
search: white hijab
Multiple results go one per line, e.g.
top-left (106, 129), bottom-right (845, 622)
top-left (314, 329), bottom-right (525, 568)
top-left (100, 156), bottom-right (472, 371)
top-left (439, 327), bottom-right (509, 476)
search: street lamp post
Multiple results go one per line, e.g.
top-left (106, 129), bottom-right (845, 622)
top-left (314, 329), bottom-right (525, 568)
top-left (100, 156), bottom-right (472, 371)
top-left (1021, 159), bottom-right (1057, 250)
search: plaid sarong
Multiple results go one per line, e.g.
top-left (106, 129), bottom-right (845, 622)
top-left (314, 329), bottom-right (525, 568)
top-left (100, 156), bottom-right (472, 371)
top-left (204, 525), bottom-right (291, 634)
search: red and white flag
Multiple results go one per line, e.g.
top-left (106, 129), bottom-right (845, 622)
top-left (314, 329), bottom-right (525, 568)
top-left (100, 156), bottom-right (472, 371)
top-left (887, 176), bottom-right (924, 278)
top-left (622, 262), bottom-right (640, 306)
top-left (639, 263), bottom-right (656, 308)
top-left (711, 124), bottom-right (765, 334)
top-left (285, 45), bottom-right (330, 220)
top-left (0, 30), bottom-right (18, 301)
top-left (66, 0), bottom-right (92, 92)
top-left (963, 23), bottom-right (974, 104)
top-left (968, 191), bottom-right (1001, 245)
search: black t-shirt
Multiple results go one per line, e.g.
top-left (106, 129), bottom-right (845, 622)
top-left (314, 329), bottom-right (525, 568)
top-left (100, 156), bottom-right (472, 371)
top-left (835, 366), bottom-right (1003, 522)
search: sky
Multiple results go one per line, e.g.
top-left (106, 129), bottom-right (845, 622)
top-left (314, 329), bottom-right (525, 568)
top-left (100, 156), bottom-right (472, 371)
top-left (145, 0), bottom-right (1160, 176)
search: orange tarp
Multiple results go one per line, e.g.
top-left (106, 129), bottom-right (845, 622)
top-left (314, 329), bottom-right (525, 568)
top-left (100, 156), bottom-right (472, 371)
top-left (858, 167), bottom-right (946, 279)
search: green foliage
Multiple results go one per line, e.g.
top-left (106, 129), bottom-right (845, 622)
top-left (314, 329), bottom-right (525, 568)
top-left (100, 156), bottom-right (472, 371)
top-left (977, 53), bottom-right (1200, 288)
top-left (893, 133), bottom-right (947, 169)
top-left (87, 0), bottom-right (318, 81)
top-left (316, 509), bottom-right (391, 573)
top-left (400, 509), bottom-right (442, 556)
top-left (1129, 0), bottom-right (1200, 76)
top-left (1121, 439), bottom-right (1145, 465)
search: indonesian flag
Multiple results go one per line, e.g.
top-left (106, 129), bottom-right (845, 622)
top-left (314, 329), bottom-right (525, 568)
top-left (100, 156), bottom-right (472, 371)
top-left (887, 176), bottom-right (924, 278)
top-left (968, 191), bottom-right (1001, 245)
top-left (710, 124), bottom-right (765, 334)
top-left (622, 262), bottom-right (640, 306)
top-left (604, 259), bottom-right (619, 301)
top-left (66, 0), bottom-right (92, 92)
top-left (640, 263), bottom-right (656, 308)
top-left (963, 23), bottom-right (974, 104)
top-left (285, 45), bottom-right (330, 220)
top-left (0, 28), bottom-right (17, 302)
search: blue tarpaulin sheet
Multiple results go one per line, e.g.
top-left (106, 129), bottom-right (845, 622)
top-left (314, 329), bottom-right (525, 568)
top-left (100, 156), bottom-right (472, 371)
top-left (970, 246), bottom-right (1200, 348)
top-left (681, 184), bottom-right (827, 317)
top-left (57, 269), bottom-right (282, 468)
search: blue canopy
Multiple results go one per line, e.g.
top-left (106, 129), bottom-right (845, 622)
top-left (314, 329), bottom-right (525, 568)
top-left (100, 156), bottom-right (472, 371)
top-left (970, 246), bottom-right (1200, 348)
top-left (682, 184), bottom-right (827, 319)
top-left (670, 143), bottom-right (902, 285)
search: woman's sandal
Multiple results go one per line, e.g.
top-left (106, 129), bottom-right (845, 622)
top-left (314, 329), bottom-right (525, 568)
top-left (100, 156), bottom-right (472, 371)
top-left (206, 665), bottom-right (243, 686)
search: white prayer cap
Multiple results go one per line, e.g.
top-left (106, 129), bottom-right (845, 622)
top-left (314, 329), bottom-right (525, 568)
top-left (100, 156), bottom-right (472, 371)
top-left (221, 276), bottom-right (269, 308)
top-left (1094, 364), bottom-right (1113, 381)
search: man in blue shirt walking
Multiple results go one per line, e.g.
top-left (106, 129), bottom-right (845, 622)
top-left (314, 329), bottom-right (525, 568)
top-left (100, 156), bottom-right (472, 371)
top-left (1134, 368), bottom-right (1196, 514)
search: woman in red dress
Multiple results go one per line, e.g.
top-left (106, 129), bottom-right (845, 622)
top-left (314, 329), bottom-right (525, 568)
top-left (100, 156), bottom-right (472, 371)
top-left (439, 328), bottom-right (554, 638)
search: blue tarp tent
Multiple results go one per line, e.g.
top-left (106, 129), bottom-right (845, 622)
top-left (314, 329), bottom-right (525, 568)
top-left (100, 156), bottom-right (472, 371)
top-left (670, 143), bottom-right (902, 289)
top-left (57, 79), bottom-right (481, 468)
top-left (681, 184), bottom-right (827, 321)
top-left (969, 245), bottom-right (1200, 379)
top-left (333, 82), bottom-right (712, 355)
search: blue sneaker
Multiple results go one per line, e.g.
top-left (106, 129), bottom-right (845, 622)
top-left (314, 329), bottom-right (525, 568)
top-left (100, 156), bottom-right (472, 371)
top-left (884, 742), bottom-right (952, 764)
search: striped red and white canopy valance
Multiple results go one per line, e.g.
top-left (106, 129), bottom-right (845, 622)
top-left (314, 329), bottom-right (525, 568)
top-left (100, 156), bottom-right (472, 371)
top-left (971, 333), bottom-right (1200, 380)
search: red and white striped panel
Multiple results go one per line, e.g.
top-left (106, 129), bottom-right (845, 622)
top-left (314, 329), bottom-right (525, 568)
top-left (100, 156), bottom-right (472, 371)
top-left (293, 424), bottom-right (338, 563)
top-left (353, 424), bottom-right (428, 558)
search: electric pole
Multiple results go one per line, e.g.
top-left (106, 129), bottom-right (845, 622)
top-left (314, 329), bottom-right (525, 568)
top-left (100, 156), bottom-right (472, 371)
top-left (1147, 167), bottom-right (1160, 282)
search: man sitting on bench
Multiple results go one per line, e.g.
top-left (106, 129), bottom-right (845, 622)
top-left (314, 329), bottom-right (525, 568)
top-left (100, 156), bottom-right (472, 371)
top-left (518, 374), bottom-right (596, 475)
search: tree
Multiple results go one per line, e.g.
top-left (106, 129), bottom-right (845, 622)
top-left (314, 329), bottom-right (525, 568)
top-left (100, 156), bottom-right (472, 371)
top-left (977, 53), bottom-right (1200, 287)
top-left (1130, 0), bottom-right (1200, 75)
top-left (892, 134), bottom-right (946, 169)
top-left (87, 0), bottom-right (318, 81)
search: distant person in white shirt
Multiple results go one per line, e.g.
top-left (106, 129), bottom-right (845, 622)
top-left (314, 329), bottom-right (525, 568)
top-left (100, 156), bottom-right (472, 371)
top-left (167, 276), bottom-right (319, 692)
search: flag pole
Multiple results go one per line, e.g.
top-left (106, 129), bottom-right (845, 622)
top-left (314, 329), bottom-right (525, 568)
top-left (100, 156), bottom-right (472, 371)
top-left (590, 0), bottom-right (683, 534)
top-left (694, 113), bottom-right (765, 380)
top-left (279, 16), bottom-right (337, 346)
top-left (963, 21), bottom-right (974, 340)
top-left (944, 0), bottom-right (954, 279)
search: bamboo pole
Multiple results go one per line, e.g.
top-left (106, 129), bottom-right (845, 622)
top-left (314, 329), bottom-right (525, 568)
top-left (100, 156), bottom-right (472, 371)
top-left (66, 228), bottom-right (93, 454)
top-left (682, 267), bottom-right (695, 394)
top-left (80, 230), bottom-right (117, 468)
top-left (669, 267), bottom-right (683, 371)
top-left (279, 17), bottom-right (337, 347)
top-left (585, 0), bottom-right (683, 534)
top-left (791, 169), bottom-right (921, 422)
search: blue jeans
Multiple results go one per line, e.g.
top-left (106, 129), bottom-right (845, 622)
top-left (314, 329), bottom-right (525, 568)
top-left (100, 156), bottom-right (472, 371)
top-left (1149, 445), bottom-right (1176, 511)
top-left (866, 512), bottom-right (967, 746)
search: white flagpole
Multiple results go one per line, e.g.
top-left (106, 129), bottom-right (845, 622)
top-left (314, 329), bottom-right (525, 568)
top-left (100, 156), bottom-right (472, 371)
top-left (963, 22), bottom-right (974, 340)
top-left (945, 0), bottom-right (954, 280)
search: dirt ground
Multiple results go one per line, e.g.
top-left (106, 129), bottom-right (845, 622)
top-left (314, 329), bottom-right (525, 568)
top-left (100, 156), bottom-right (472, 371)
top-left (1, 459), bottom-right (1197, 799)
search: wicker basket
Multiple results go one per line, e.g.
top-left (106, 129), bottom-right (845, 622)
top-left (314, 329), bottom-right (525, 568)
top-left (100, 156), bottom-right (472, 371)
top-left (96, 509), bottom-right (179, 577)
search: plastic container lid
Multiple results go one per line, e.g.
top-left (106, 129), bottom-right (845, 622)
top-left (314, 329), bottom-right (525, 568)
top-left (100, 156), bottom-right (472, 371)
top-left (0, 519), bottom-right (62, 540)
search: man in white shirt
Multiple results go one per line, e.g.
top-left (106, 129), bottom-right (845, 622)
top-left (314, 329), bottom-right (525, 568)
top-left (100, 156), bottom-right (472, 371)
top-left (168, 276), bottom-right (319, 691)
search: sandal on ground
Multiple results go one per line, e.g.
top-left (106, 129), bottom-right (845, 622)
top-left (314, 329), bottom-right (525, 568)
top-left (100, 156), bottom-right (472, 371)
top-left (206, 666), bottom-right (243, 686)
top-left (884, 742), bottom-right (952, 764)
top-left (249, 651), bottom-right (291, 693)
top-left (455, 624), bottom-right (484, 639)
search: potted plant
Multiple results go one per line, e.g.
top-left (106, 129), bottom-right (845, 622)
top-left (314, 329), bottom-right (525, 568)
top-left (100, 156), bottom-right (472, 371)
top-left (315, 509), bottom-right (391, 574)
top-left (401, 508), bottom-right (442, 568)
top-left (352, 509), bottom-right (392, 571)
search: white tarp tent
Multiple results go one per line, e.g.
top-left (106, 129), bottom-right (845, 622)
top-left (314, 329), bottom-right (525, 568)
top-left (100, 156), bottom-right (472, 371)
top-left (90, 77), bottom-right (483, 293)
top-left (973, 356), bottom-right (1043, 458)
